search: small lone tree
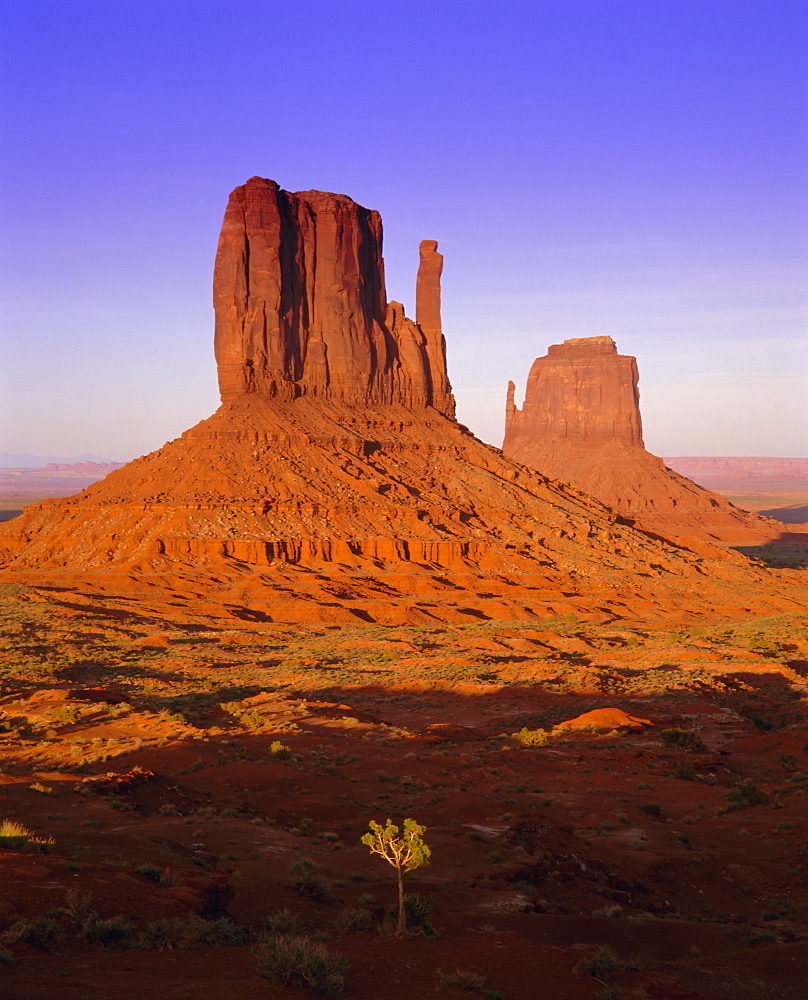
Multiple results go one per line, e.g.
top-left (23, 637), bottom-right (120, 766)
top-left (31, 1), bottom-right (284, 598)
top-left (361, 818), bottom-right (430, 934)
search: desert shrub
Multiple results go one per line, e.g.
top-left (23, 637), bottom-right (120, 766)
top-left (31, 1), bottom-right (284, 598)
top-left (746, 928), bottom-right (778, 945)
top-left (133, 863), bottom-right (183, 886)
top-left (577, 944), bottom-right (626, 979)
top-left (159, 868), bottom-right (185, 886)
top-left (334, 907), bottom-right (373, 935)
top-left (270, 741), bottom-right (293, 760)
top-left (254, 934), bottom-right (346, 995)
top-left (81, 915), bottom-right (134, 948)
top-left (592, 905), bottom-right (623, 918)
top-left (660, 728), bottom-right (706, 753)
top-left (387, 893), bottom-right (434, 935)
top-left (640, 803), bottom-right (662, 819)
top-left (138, 917), bottom-right (193, 950)
top-left (674, 762), bottom-right (698, 781)
top-left (193, 916), bottom-right (246, 946)
top-left (241, 711), bottom-right (265, 729)
top-left (0, 946), bottom-right (13, 964)
top-left (63, 887), bottom-right (94, 925)
top-left (437, 967), bottom-right (487, 991)
top-left (726, 782), bottom-right (768, 809)
top-left (747, 638), bottom-right (780, 657)
top-left (2, 917), bottom-right (61, 951)
top-left (29, 782), bottom-right (56, 796)
top-left (0, 819), bottom-right (53, 852)
top-left (135, 863), bottom-right (164, 882)
top-left (263, 908), bottom-right (300, 935)
top-left (55, 705), bottom-right (82, 725)
top-left (511, 727), bottom-right (549, 747)
top-left (290, 858), bottom-right (332, 903)
top-left (0, 819), bottom-right (33, 850)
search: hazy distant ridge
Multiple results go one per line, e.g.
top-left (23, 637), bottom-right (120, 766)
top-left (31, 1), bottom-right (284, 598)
top-left (0, 454), bottom-right (122, 469)
top-left (665, 457), bottom-right (808, 480)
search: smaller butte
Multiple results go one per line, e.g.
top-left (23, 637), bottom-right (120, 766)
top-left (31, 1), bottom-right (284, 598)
top-left (504, 336), bottom-right (780, 545)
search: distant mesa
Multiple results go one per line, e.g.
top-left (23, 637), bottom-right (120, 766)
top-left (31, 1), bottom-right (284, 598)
top-left (0, 461), bottom-right (126, 511)
top-left (42, 461), bottom-right (124, 474)
top-left (663, 457), bottom-right (808, 483)
top-left (0, 454), bottom-right (121, 469)
top-left (503, 336), bottom-right (782, 544)
top-left (0, 180), bottom-right (801, 626)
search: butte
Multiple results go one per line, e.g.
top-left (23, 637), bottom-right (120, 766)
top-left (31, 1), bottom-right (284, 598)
top-left (0, 179), bottom-right (802, 626)
top-left (504, 336), bottom-right (784, 546)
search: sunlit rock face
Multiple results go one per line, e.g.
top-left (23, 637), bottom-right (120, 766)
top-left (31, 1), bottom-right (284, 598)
top-left (213, 177), bottom-right (454, 416)
top-left (504, 336), bottom-right (777, 544)
top-left (505, 336), bottom-right (643, 449)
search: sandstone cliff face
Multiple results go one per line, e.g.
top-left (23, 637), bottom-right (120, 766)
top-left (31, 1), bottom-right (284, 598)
top-left (0, 184), bottom-right (800, 626)
top-left (503, 337), bottom-right (779, 544)
top-left (214, 177), bottom-right (454, 415)
top-left (506, 336), bottom-right (643, 448)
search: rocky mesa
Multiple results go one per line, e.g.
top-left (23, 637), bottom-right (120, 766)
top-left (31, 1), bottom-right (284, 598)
top-left (213, 178), bottom-right (453, 415)
top-left (504, 336), bottom-right (783, 545)
top-left (0, 180), bottom-right (802, 626)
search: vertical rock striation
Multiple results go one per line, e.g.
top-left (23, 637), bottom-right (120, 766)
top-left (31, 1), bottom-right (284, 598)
top-left (505, 336), bottom-right (643, 450)
top-left (213, 177), bottom-right (454, 416)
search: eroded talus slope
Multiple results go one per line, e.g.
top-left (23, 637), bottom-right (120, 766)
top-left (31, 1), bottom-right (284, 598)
top-left (0, 180), bottom-right (803, 625)
top-left (2, 395), bottom-right (799, 625)
top-left (504, 336), bottom-right (780, 545)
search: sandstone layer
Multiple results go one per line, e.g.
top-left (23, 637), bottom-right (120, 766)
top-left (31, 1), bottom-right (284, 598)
top-left (504, 337), bottom-right (783, 545)
top-left (0, 183), bottom-right (802, 626)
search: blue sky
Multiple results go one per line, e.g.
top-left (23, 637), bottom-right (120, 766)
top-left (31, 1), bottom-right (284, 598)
top-left (1, 0), bottom-right (806, 460)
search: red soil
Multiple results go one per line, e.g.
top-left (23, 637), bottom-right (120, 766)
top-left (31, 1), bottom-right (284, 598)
top-left (0, 588), bottom-right (806, 999)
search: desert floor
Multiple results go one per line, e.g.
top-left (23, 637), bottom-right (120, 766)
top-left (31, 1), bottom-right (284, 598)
top-left (0, 582), bottom-right (806, 1000)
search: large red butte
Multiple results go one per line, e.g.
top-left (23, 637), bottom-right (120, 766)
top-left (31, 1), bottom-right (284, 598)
top-left (213, 178), bottom-right (453, 415)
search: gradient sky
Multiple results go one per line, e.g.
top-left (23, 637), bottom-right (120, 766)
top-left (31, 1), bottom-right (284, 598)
top-left (1, 0), bottom-right (806, 462)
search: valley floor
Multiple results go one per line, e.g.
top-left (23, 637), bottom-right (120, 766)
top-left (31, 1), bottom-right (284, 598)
top-left (0, 584), bottom-right (806, 999)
